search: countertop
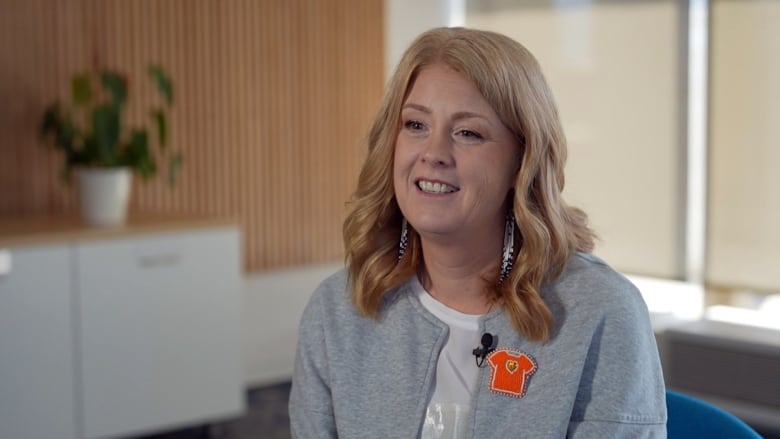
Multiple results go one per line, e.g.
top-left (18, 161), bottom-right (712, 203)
top-left (0, 214), bottom-right (238, 248)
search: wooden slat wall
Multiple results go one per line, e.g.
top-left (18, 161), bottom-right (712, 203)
top-left (0, 0), bottom-right (384, 271)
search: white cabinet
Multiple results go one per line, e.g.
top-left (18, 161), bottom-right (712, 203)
top-left (0, 245), bottom-right (78, 439)
top-left (77, 228), bottom-right (244, 439)
top-left (0, 218), bottom-right (245, 439)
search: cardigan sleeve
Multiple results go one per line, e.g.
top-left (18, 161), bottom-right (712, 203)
top-left (567, 279), bottom-right (667, 438)
top-left (288, 288), bottom-right (338, 439)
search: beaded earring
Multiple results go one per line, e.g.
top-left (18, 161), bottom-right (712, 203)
top-left (498, 212), bottom-right (515, 284)
top-left (398, 217), bottom-right (408, 260)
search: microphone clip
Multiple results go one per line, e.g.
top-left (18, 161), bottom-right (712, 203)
top-left (473, 332), bottom-right (496, 368)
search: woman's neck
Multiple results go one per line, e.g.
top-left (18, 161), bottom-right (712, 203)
top-left (419, 233), bottom-right (502, 315)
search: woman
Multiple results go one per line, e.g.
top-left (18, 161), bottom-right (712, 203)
top-left (290, 27), bottom-right (666, 438)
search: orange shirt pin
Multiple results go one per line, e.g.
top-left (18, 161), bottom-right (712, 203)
top-left (486, 348), bottom-right (537, 398)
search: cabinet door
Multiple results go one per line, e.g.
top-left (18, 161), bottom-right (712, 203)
top-left (0, 245), bottom-right (77, 439)
top-left (76, 228), bottom-right (244, 439)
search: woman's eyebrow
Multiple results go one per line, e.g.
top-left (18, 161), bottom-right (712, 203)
top-left (402, 102), bottom-right (431, 113)
top-left (451, 111), bottom-right (490, 123)
top-left (402, 103), bottom-right (491, 124)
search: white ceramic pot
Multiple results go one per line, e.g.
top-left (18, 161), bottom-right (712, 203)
top-left (77, 167), bottom-right (132, 227)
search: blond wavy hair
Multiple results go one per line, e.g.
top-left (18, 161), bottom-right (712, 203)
top-left (343, 27), bottom-right (594, 342)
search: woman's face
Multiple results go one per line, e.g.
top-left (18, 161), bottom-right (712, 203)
top-left (393, 63), bottom-right (521, 245)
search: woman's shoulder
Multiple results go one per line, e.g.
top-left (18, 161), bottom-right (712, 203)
top-left (297, 268), bottom-right (365, 342)
top-left (562, 252), bottom-right (632, 284)
top-left (305, 268), bottom-right (353, 315)
top-left (303, 268), bottom-right (414, 325)
top-left (548, 252), bottom-right (648, 316)
top-left (315, 268), bottom-right (350, 295)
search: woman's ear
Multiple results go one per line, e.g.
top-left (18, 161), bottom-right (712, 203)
top-left (514, 139), bottom-right (525, 173)
top-left (513, 156), bottom-right (523, 180)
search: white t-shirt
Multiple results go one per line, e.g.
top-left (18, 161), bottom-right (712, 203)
top-left (413, 277), bottom-right (483, 439)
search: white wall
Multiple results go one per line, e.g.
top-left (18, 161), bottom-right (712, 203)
top-left (242, 262), bottom-right (341, 386)
top-left (384, 0), bottom-right (464, 78)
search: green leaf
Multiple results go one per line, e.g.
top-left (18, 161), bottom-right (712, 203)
top-left (92, 104), bottom-right (120, 165)
top-left (127, 130), bottom-right (156, 179)
top-left (40, 103), bottom-right (61, 138)
top-left (71, 74), bottom-right (92, 106)
top-left (58, 118), bottom-right (77, 154)
top-left (167, 151), bottom-right (183, 188)
top-left (67, 147), bottom-right (89, 167)
top-left (151, 108), bottom-right (168, 148)
top-left (40, 103), bottom-right (78, 155)
top-left (148, 65), bottom-right (173, 105)
top-left (101, 71), bottom-right (126, 107)
top-left (81, 136), bottom-right (98, 164)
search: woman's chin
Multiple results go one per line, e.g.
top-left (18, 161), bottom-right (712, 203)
top-left (413, 223), bottom-right (462, 241)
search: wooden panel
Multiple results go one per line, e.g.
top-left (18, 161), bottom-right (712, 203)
top-left (0, 0), bottom-right (384, 271)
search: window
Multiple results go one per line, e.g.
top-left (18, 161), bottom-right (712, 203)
top-left (466, 0), bottom-right (780, 327)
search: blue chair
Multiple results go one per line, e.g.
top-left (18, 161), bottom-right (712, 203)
top-left (666, 390), bottom-right (763, 438)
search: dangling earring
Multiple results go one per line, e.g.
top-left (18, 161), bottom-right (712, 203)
top-left (498, 211), bottom-right (515, 284)
top-left (398, 217), bottom-right (409, 260)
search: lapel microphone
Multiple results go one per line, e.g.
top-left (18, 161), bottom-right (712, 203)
top-left (472, 332), bottom-right (496, 368)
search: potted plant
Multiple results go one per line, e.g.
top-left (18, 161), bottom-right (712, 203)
top-left (39, 65), bottom-right (182, 227)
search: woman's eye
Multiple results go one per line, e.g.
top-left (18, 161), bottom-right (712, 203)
top-left (404, 120), bottom-right (425, 131)
top-left (457, 129), bottom-right (484, 140)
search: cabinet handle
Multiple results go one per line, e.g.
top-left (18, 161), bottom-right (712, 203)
top-left (137, 253), bottom-right (181, 268)
top-left (0, 249), bottom-right (10, 276)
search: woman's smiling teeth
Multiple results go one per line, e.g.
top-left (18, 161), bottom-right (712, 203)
top-left (417, 180), bottom-right (458, 194)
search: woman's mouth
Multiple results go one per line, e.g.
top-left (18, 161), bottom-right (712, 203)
top-left (416, 179), bottom-right (459, 194)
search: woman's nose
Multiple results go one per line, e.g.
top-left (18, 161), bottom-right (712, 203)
top-left (421, 130), bottom-right (454, 167)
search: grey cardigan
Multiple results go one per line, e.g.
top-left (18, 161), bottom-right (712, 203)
top-left (289, 253), bottom-right (667, 438)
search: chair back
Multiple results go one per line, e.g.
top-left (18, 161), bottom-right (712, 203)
top-left (666, 390), bottom-right (763, 438)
